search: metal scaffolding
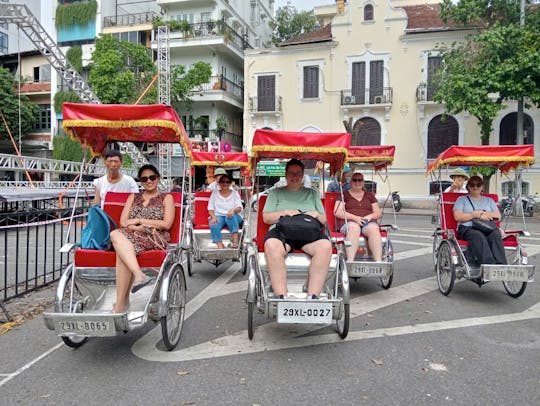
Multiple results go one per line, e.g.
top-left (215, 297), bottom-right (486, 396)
top-left (0, 3), bottom-right (149, 168)
top-left (156, 25), bottom-right (172, 187)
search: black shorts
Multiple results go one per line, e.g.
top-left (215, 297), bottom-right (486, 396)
top-left (264, 227), bottom-right (329, 252)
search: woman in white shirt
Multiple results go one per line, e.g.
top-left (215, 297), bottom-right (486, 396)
top-left (208, 174), bottom-right (243, 248)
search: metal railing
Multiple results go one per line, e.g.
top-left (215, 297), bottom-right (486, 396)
top-left (197, 75), bottom-right (244, 102)
top-left (0, 198), bottom-right (91, 301)
top-left (340, 87), bottom-right (393, 105)
top-left (416, 83), bottom-right (439, 102)
top-left (103, 11), bottom-right (156, 28)
top-left (165, 20), bottom-right (252, 50)
top-left (248, 96), bottom-right (282, 113)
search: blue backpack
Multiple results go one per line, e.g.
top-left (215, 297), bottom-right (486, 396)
top-left (80, 206), bottom-right (117, 250)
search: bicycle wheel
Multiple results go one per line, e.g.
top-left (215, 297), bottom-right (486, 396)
top-left (436, 240), bottom-right (456, 295)
top-left (59, 271), bottom-right (89, 348)
top-left (380, 240), bottom-right (393, 289)
top-left (161, 264), bottom-right (186, 350)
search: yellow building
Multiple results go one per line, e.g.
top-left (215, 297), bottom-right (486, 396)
top-left (244, 0), bottom-right (539, 202)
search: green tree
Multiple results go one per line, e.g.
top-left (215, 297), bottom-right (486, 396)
top-left (170, 61), bottom-right (212, 109)
top-left (52, 134), bottom-right (89, 162)
top-left (89, 35), bottom-right (157, 104)
top-left (0, 68), bottom-right (38, 142)
top-left (269, 5), bottom-right (320, 46)
top-left (88, 35), bottom-right (212, 106)
top-left (439, 0), bottom-right (524, 28)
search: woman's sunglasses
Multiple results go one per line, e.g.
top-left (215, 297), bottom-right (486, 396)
top-left (468, 182), bottom-right (482, 188)
top-left (219, 180), bottom-right (232, 184)
top-left (140, 174), bottom-right (158, 183)
top-left (351, 178), bottom-right (364, 182)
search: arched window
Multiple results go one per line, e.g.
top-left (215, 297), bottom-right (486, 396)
top-left (352, 117), bottom-right (381, 145)
top-left (499, 112), bottom-right (534, 145)
top-left (364, 4), bottom-right (374, 21)
top-left (427, 115), bottom-right (458, 159)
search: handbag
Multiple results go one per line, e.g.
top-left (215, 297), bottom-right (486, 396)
top-left (471, 219), bottom-right (497, 234)
top-left (276, 213), bottom-right (323, 243)
top-left (466, 196), bottom-right (497, 235)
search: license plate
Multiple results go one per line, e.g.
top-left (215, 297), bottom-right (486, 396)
top-left (483, 267), bottom-right (529, 282)
top-left (56, 320), bottom-right (112, 335)
top-left (277, 301), bottom-right (333, 324)
top-left (350, 264), bottom-right (385, 276)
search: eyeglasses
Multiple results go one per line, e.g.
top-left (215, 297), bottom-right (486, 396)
top-left (351, 178), bottom-right (364, 182)
top-left (139, 174), bottom-right (158, 183)
top-left (219, 181), bottom-right (231, 184)
top-left (468, 182), bottom-right (482, 188)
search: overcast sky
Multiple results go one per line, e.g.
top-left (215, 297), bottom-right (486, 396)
top-left (274, 0), bottom-right (333, 12)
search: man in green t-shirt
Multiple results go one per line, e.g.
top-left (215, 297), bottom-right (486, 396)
top-left (263, 159), bottom-right (331, 299)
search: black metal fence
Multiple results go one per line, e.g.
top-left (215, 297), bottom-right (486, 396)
top-left (0, 199), bottom-right (91, 301)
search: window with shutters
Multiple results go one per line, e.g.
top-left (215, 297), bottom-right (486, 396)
top-left (346, 53), bottom-right (388, 106)
top-left (303, 66), bottom-right (319, 99)
top-left (351, 62), bottom-right (366, 104)
top-left (257, 75), bottom-right (276, 111)
top-left (426, 56), bottom-right (442, 101)
top-left (499, 112), bottom-right (534, 145)
top-left (369, 60), bottom-right (384, 103)
top-left (427, 115), bottom-right (458, 159)
top-left (364, 5), bottom-right (374, 21)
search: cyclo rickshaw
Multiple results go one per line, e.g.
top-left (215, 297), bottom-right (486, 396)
top-left (428, 145), bottom-right (536, 297)
top-left (324, 145), bottom-right (398, 289)
top-left (246, 129), bottom-right (351, 339)
top-left (43, 103), bottom-right (190, 350)
top-left (183, 151), bottom-right (251, 275)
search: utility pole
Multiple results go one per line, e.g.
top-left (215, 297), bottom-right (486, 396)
top-left (516, 0), bottom-right (525, 145)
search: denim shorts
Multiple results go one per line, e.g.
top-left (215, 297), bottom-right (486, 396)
top-left (339, 221), bottom-right (378, 235)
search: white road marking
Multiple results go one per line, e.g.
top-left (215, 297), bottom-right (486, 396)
top-left (134, 282), bottom-right (540, 362)
top-left (0, 343), bottom-right (63, 387)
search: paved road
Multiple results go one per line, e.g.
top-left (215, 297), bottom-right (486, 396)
top-left (1, 214), bottom-right (539, 405)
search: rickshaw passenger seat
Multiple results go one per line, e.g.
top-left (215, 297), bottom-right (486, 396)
top-left (255, 193), bottom-right (339, 253)
top-left (440, 192), bottom-right (517, 248)
top-left (192, 190), bottom-right (243, 231)
top-left (74, 191), bottom-right (183, 268)
top-left (193, 191), bottom-right (211, 229)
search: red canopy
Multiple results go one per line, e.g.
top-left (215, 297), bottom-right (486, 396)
top-left (62, 103), bottom-right (192, 157)
top-left (347, 145), bottom-right (395, 170)
top-left (427, 145), bottom-right (535, 174)
top-left (250, 129), bottom-right (350, 175)
top-left (191, 151), bottom-right (249, 167)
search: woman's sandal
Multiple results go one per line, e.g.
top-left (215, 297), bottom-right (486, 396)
top-left (228, 242), bottom-right (239, 249)
top-left (131, 276), bottom-right (155, 294)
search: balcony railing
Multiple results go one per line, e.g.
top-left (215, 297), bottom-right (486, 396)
top-left (340, 88), bottom-right (393, 106)
top-left (196, 75), bottom-right (244, 102)
top-left (103, 12), bottom-right (156, 28)
top-left (186, 129), bottom-right (243, 150)
top-left (416, 83), bottom-right (439, 102)
top-left (248, 96), bottom-right (282, 113)
top-left (164, 20), bottom-right (252, 50)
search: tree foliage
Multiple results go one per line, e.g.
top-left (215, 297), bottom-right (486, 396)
top-left (269, 5), bottom-right (320, 46)
top-left (88, 35), bottom-right (157, 104)
top-left (52, 134), bottom-right (89, 162)
top-left (88, 35), bottom-right (212, 106)
top-left (170, 61), bottom-right (212, 109)
top-left (440, 0), bottom-right (527, 28)
top-left (434, 1), bottom-right (540, 144)
top-left (0, 68), bottom-right (38, 142)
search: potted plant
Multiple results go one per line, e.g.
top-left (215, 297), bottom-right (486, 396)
top-left (179, 19), bottom-right (191, 39)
